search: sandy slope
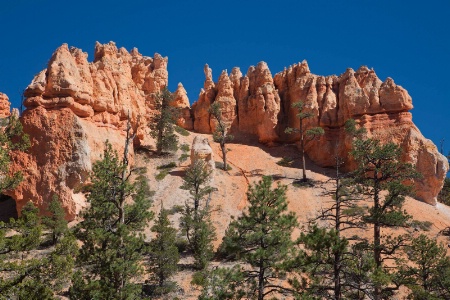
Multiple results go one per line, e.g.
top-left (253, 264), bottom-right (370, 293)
top-left (136, 131), bottom-right (450, 299)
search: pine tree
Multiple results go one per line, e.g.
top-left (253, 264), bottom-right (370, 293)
top-left (147, 206), bottom-right (179, 295)
top-left (150, 88), bottom-right (179, 155)
top-left (220, 176), bottom-right (298, 300)
top-left (349, 121), bottom-right (420, 299)
top-left (0, 201), bottom-right (77, 299)
top-left (400, 234), bottom-right (450, 299)
top-left (0, 113), bottom-right (30, 194)
top-left (209, 102), bottom-right (234, 170)
top-left (284, 100), bottom-right (324, 182)
top-left (198, 265), bottom-right (245, 300)
top-left (298, 157), bottom-right (365, 299)
top-left (71, 127), bottom-right (153, 299)
top-left (42, 195), bottom-right (68, 245)
top-left (180, 160), bottom-right (216, 270)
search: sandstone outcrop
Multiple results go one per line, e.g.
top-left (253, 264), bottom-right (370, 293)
top-left (172, 83), bottom-right (193, 130)
top-left (188, 62), bottom-right (448, 204)
top-left (7, 42), bottom-right (192, 219)
top-left (191, 135), bottom-right (215, 171)
top-left (0, 92), bottom-right (11, 118)
top-left (2, 42), bottom-right (447, 218)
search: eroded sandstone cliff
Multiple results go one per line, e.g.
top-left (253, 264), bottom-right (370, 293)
top-left (6, 42), bottom-right (188, 219)
top-left (187, 62), bottom-right (448, 204)
top-left (1, 42), bottom-right (447, 219)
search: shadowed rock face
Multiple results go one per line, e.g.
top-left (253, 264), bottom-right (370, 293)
top-left (187, 63), bottom-right (448, 205)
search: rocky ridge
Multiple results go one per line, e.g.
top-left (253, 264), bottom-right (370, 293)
top-left (0, 42), bottom-right (447, 220)
top-left (6, 42), bottom-right (180, 219)
top-left (186, 62), bottom-right (448, 204)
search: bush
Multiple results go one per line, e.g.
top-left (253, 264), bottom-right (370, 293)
top-left (178, 153), bottom-right (190, 164)
top-left (174, 237), bottom-right (189, 253)
top-left (180, 143), bottom-right (190, 152)
top-left (155, 170), bottom-right (169, 181)
top-left (167, 205), bottom-right (184, 215)
top-left (175, 126), bottom-right (190, 136)
top-left (215, 161), bottom-right (232, 170)
top-left (157, 162), bottom-right (177, 170)
top-left (276, 156), bottom-right (294, 167)
top-left (409, 220), bottom-right (433, 231)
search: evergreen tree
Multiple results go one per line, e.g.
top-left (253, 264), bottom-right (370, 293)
top-left (0, 202), bottom-right (77, 299)
top-left (147, 206), bottom-right (179, 295)
top-left (180, 160), bottom-right (216, 270)
top-left (150, 88), bottom-right (179, 155)
top-left (71, 134), bottom-right (153, 299)
top-left (0, 113), bottom-right (30, 193)
top-left (209, 102), bottom-right (234, 170)
top-left (349, 121), bottom-right (420, 299)
top-left (298, 157), bottom-right (365, 299)
top-left (220, 176), bottom-right (298, 300)
top-left (401, 234), bottom-right (450, 299)
top-left (198, 265), bottom-right (245, 300)
top-left (284, 100), bottom-right (324, 182)
top-left (43, 195), bottom-right (68, 245)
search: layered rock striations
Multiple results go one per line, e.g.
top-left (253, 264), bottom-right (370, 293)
top-left (187, 62), bottom-right (448, 204)
top-left (2, 42), bottom-right (447, 218)
top-left (7, 42), bottom-right (189, 219)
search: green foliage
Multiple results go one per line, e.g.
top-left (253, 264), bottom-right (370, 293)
top-left (157, 161), bottom-right (177, 169)
top-left (180, 143), bottom-right (190, 152)
top-left (0, 202), bottom-right (77, 299)
top-left (42, 195), bottom-right (68, 245)
top-left (180, 160), bottom-right (216, 270)
top-left (0, 114), bottom-right (30, 193)
top-left (150, 88), bottom-right (180, 155)
top-left (438, 177), bottom-right (450, 206)
top-left (179, 153), bottom-right (190, 164)
top-left (401, 234), bottom-right (450, 299)
top-left (408, 220), bottom-right (432, 231)
top-left (198, 266), bottom-right (245, 300)
top-left (71, 141), bottom-right (153, 300)
top-left (215, 161), bottom-right (232, 170)
top-left (147, 208), bottom-right (179, 295)
top-left (276, 156), bottom-right (294, 167)
top-left (178, 143), bottom-right (190, 165)
top-left (284, 100), bottom-right (324, 182)
top-left (155, 169), bottom-right (170, 181)
top-left (349, 123), bottom-right (421, 298)
top-left (220, 176), bottom-right (298, 299)
top-left (209, 102), bottom-right (234, 170)
top-left (175, 125), bottom-right (190, 136)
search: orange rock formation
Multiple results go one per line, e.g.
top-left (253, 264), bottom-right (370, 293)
top-left (1, 42), bottom-right (447, 219)
top-left (0, 92), bottom-right (11, 118)
top-left (6, 42), bottom-right (188, 219)
top-left (188, 62), bottom-right (448, 204)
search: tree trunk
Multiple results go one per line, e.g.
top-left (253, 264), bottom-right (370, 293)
top-left (373, 178), bottom-right (381, 300)
top-left (300, 120), bottom-right (306, 182)
top-left (221, 141), bottom-right (227, 170)
top-left (258, 258), bottom-right (265, 300)
top-left (334, 164), bottom-right (341, 300)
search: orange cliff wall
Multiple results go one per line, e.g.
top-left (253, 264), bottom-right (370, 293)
top-left (5, 42), bottom-right (188, 220)
top-left (187, 62), bottom-right (448, 205)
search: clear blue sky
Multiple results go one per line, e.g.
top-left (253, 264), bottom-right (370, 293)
top-left (1, 0), bottom-right (449, 152)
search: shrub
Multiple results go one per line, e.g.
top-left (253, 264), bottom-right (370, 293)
top-left (175, 126), bottom-right (190, 136)
top-left (157, 162), bottom-right (177, 170)
top-left (276, 156), bottom-right (294, 167)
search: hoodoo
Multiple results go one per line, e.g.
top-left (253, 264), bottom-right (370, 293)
top-left (1, 42), bottom-right (447, 220)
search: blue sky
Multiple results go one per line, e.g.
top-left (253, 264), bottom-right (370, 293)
top-left (0, 0), bottom-right (449, 152)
